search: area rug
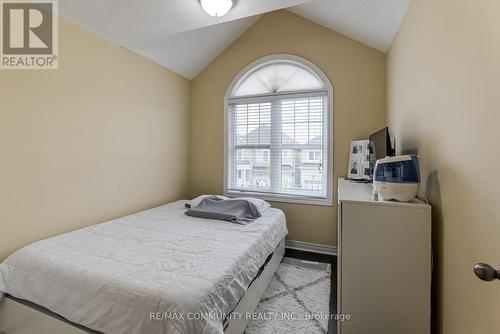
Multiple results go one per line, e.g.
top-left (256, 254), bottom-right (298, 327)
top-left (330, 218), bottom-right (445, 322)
top-left (245, 257), bottom-right (331, 334)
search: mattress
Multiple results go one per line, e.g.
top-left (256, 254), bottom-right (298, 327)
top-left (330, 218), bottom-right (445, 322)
top-left (0, 200), bottom-right (287, 334)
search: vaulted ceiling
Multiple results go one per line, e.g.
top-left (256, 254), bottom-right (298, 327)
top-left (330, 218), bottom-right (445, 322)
top-left (59, 0), bottom-right (411, 79)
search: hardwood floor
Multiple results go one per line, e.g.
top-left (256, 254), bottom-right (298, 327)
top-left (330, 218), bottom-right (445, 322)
top-left (284, 248), bottom-right (337, 334)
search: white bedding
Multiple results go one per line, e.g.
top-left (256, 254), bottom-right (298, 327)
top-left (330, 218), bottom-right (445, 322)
top-left (0, 200), bottom-right (287, 334)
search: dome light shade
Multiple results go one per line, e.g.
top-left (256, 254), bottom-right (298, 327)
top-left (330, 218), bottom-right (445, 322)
top-left (199, 0), bottom-right (234, 17)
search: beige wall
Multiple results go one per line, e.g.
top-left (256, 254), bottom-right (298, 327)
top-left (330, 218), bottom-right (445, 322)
top-left (189, 10), bottom-right (387, 246)
top-left (0, 19), bottom-right (191, 261)
top-left (387, 0), bottom-right (500, 332)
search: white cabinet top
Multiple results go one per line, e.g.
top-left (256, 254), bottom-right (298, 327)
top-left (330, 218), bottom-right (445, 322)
top-left (337, 178), bottom-right (431, 210)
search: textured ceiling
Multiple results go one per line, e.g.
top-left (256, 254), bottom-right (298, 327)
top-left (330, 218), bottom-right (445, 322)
top-left (59, 0), bottom-right (411, 79)
top-left (130, 16), bottom-right (261, 79)
top-left (60, 0), bottom-right (311, 79)
top-left (59, 0), bottom-right (311, 45)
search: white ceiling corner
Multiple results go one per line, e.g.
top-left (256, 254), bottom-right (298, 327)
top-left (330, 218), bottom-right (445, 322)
top-left (289, 0), bottom-right (411, 52)
top-left (130, 15), bottom-right (261, 79)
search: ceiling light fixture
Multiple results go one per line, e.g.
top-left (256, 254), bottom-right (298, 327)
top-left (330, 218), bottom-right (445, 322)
top-left (199, 0), bottom-right (235, 18)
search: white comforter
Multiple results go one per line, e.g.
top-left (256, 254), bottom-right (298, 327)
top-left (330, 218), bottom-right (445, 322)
top-left (0, 201), bottom-right (287, 334)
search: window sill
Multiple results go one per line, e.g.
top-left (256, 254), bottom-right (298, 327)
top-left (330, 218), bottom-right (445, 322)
top-left (224, 190), bottom-right (333, 207)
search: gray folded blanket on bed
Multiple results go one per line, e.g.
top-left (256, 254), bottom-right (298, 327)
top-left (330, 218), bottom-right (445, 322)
top-left (185, 196), bottom-right (261, 225)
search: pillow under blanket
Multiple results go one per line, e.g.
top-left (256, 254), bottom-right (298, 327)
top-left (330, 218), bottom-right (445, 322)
top-left (185, 196), bottom-right (262, 225)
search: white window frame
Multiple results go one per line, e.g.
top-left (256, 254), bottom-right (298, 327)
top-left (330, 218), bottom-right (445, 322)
top-left (224, 54), bottom-right (334, 206)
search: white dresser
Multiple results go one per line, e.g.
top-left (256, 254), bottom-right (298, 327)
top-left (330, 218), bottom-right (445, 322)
top-left (337, 178), bottom-right (431, 334)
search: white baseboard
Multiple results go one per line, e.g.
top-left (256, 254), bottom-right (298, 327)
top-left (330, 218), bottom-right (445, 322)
top-left (285, 240), bottom-right (337, 256)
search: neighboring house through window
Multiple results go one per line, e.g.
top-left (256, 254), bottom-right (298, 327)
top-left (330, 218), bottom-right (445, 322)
top-left (224, 54), bottom-right (333, 205)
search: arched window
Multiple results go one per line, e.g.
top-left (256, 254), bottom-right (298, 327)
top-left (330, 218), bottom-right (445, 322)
top-left (224, 54), bottom-right (333, 205)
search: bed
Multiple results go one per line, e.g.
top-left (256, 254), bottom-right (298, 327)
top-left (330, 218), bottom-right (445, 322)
top-left (0, 200), bottom-right (287, 334)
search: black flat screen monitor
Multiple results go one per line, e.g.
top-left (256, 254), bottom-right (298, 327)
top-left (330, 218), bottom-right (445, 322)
top-left (369, 127), bottom-right (395, 177)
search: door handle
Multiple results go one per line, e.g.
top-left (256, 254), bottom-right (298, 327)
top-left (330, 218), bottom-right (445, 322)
top-left (474, 263), bottom-right (500, 282)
